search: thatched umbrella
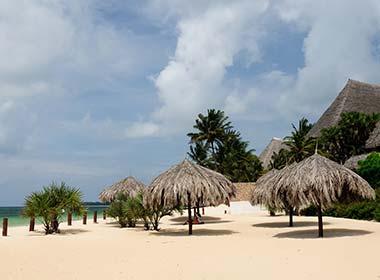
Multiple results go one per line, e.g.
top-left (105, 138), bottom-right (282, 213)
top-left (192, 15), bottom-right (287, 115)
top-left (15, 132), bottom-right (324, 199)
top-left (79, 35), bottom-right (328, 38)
top-left (99, 176), bottom-right (145, 203)
top-left (251, 165), bottom-right (297, 226)
top-left (255, 154), bottom-right (375, 237)
top-left (144, 159), bottom-right (236, 235)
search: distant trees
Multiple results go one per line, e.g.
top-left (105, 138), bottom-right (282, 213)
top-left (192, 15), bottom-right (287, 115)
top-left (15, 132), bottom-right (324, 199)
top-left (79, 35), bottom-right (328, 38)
top-left (319, 112), bottom-right (380, 163)
top-left (23, 182), bottom-right (84, 234)
top-left (284, 118), bottom-right (315, 163)
top-left (357, 152), bottom-right (380, 189)
top-left (188, 109), bottom-right (262, 182)
top-left (269, 117), bottom-right (315, 170)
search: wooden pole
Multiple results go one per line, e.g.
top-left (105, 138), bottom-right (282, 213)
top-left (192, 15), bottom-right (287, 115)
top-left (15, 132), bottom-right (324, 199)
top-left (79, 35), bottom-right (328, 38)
top-left (2, 217), bottom-right (8, 236)
top-left (29, 217), bottom-right (35, 231)
top-left (318, 205), bottom-right (323, 238)
top-left (83, 212), bottom-right (87, 225)
top-left (103, 210), bottom-right (106, 220)
top-left (187, 193), bottom-right (192, 235)
top-left (289, 207), bottom-right (293, 227)
top-left (93, 211), bottom-right (97, 223)
top-left (202, 207), bottom-right (205, 215)
top-left (67, 212), bottom-right (72, 226)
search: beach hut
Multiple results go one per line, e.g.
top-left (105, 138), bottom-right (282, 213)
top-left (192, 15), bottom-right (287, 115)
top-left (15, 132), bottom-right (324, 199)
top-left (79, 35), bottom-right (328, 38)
top-left (259, 153), bottom-right (375, 237)
top-left (144, 159), bottom-right (236, 235)
top-left (259, 137), bottom-right (288, 170)
top-left (99, 176), bottom-right (145, 203)
top-left (251, 166), bottom-right (297, 226)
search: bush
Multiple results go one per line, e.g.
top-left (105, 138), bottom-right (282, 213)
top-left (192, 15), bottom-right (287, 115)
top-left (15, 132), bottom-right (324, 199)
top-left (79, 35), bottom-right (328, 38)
top-left (107, 192), bottom-right (180, 231)
top-left (23, 182), bottom-right (84, 234)
top-left (301, 189), bottom-right (380, 222)
top-left (357, 152), bottom-right (380, 189)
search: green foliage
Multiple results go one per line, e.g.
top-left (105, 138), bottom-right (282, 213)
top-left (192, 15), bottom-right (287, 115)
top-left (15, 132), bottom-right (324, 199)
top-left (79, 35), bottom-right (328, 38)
top-left (269, 148), bottom-right (289, 170)
top-left (284, 117), bottom-right (315, 163)
top-left (301, 189), bottom-right (380, 222)
top-left (357, 152), bottom-right (380, 188)
top-left (188, 109), bottom-right (262, 182)
top-left (319, 112), bottom-right (380, 163)
top-left (23, 182), bottom-right (84, 234)
top-left (107, 194), bottom-right (130, 227)
top-left (107, 192), bottom-right (179, 231)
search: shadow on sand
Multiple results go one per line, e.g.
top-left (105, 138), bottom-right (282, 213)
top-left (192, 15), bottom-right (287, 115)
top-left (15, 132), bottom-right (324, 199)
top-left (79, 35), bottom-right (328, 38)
top-left (151, 228), bottom-right (238, 237)
top-left (273, 228), bottom-right (372, 239)
top-left (170, 216), bottom-right (231, 225)
top-left (29, 228), bottom-right (90, 236)
top-left (253, 221), bottom-right (330, 228)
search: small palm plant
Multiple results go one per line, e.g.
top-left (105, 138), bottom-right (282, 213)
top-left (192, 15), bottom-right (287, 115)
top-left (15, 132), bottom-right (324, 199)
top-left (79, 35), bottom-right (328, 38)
top-left (23, 182), bottom-right (84, 234)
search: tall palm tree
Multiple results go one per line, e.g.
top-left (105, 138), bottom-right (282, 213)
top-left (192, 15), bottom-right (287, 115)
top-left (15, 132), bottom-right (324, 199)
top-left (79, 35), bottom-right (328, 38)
top-left (187, 109), bottom-right (232, 157)
top-left (284, 118), bottom-right (315, 163)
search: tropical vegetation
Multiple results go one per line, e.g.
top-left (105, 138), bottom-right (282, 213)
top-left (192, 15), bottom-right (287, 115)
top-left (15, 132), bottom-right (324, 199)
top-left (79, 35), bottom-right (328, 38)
top-left (188, 109), bottom-right (262, 182)
top-left (107, 191), bottom-right (179, 231)
top-left (23, 182), bottom-right (84, 234)
top-left (319, 112), bottom-right (379, 164)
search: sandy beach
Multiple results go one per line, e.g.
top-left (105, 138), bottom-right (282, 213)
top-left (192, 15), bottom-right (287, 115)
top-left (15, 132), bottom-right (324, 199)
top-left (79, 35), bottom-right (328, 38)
top-left (1, 202), bottom-right (379, 280)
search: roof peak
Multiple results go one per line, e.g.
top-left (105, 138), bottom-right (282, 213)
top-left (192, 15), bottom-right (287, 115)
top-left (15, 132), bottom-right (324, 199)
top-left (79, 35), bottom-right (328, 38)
top-left (347, 79), bottom-right (380, 88)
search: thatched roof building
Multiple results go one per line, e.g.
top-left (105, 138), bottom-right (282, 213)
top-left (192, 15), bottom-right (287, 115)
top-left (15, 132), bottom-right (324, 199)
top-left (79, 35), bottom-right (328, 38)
top-left (366, 122), bottom-right (380, 150)
top-left (99, 176), bottom-right (145, 203)
top-left (344, 154), bottom-right (370, 170)
top-left (144, 159), bottom-right (235, 234)
top-left (232, 183), bottom-right (256, 201)
top-left (259, 137), bottom-right (288, 169)
top-left (252, 153), bottom-right (375, 237)
top-left (308, 79), bottom-right (380, 138)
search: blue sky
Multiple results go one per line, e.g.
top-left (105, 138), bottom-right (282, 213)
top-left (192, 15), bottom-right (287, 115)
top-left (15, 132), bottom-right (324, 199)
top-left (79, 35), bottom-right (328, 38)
top-left (2, 0), bottom-right (380, 205)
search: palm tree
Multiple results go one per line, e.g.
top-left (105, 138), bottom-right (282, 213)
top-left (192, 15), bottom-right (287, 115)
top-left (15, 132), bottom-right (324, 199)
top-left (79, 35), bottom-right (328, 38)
top-left (284, 118), bottom-right (315, 163)
top-left (23, 182), bottom-right (84, 234)
top-left (188, 141), bottom-right (212, 167)
top-left (320, 112), bottom-right (379, 163)
top-left (187, 109), bottom-right (232, 158)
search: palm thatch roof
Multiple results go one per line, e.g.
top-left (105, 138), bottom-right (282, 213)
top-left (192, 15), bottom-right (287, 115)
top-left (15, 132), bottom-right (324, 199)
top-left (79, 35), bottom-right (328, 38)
top-left (253, 154), bottom-right (375, 210)
top-left (144, 159), bottom-right (236, 209)
top-left (366, 121), bottom-right (380, 150)
top-left (232, 183), bottom-right (256, 201)
top-left (99, 176), bottom-right (145, 203)
top-left (259, 137), bottom-right (288, 169)
top-left (344, 154), bottom-right (370, 170)
top-left (308, 79), bottom-right (380, 138)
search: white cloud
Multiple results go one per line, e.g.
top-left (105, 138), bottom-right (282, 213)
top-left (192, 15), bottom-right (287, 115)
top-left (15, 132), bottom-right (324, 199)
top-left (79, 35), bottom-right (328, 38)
top-left (130, 0), bottom-right (380, 139)
top-left (128, 0), bottom-right (270, 136)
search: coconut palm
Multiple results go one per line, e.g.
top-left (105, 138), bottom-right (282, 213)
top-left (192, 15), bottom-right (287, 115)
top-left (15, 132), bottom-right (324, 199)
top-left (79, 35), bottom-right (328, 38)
top-left (187, 109), bottom-right (232, 157)
top-left (23, 182), bottom-right (84, 234)
top-left (284, 118), bottom-right (315, 163)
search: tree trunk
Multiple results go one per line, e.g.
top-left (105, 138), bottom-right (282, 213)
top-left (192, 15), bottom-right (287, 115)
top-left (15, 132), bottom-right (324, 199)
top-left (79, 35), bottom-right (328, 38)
top-left (289, 207), bottom-right (294, 227)
top-left (318, 205), bottom-right (323, 238)
top-left (67, 212), bottom-right (72, 226)
top-left (2, 218), bottom-right (8, 236)
top-left (187, 192), bottom-right (193, 235)
top-left (196, 201), bottom-right (201, 217)
top-left (29, 217), bottom-right (35, 231)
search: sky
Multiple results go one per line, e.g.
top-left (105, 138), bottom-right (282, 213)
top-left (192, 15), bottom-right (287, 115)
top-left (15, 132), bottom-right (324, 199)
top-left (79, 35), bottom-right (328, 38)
top-left (2, 0), bottom-right (380, 205)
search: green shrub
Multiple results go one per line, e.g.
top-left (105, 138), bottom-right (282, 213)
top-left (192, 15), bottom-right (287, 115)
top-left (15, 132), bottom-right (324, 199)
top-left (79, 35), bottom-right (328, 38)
top-left (357, 152), bottom-right (380, 189)
top-left (23, 182), bottom-right (84, 234)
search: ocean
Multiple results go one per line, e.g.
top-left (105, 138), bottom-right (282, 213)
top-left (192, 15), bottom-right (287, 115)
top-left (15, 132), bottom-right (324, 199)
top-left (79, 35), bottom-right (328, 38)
top-left (0, 205), bottom-right (108, 227)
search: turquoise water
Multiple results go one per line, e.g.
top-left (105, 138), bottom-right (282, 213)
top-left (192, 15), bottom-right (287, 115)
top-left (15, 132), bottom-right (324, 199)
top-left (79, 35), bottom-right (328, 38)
top-left (0, 205), bottom-right (109, 227)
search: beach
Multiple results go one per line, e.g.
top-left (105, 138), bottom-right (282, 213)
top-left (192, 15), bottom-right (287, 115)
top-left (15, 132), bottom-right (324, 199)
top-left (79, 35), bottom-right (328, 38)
top-left (1, 202), bottom-right (379, 280)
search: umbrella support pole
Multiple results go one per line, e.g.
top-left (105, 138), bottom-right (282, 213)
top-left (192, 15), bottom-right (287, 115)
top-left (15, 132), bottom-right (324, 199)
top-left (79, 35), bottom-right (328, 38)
top-left (317, 205), bottom-right (323, 238)
top-left (289, 207), bottom-right (293, 227)
top-left (187, 193), bottom-right (193, 235)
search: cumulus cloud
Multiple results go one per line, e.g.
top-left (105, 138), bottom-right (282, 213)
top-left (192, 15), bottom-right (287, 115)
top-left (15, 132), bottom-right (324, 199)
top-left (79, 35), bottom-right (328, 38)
top-left (129, 0), bottom-right (380, 138)
top-left (128, 0), bottom-right (269, 136)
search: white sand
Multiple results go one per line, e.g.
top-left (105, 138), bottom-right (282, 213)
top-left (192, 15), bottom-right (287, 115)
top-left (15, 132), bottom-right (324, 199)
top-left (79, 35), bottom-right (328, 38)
top-left (1, 202), bottom-right (380, 280)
